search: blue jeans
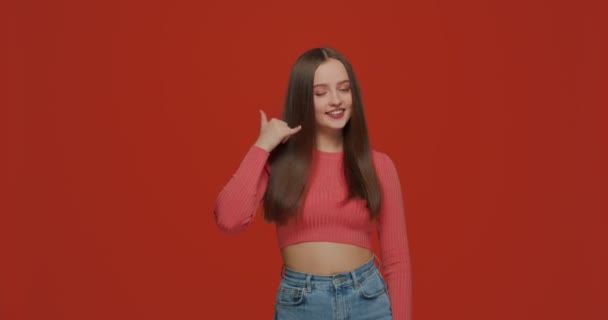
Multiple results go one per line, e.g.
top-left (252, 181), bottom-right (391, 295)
top-left (274, 255), bottom-right (393, 320)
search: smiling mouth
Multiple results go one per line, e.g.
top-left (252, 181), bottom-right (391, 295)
top-left (326, 109), bottom-right (345, 115)
top-left (326, 109), bottom-right (346, 120)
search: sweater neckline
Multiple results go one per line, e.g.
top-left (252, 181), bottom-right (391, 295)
top-left (314, 148), bottom-right (343, 159)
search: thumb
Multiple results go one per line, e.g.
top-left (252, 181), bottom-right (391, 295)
top-left (259, 110), bottom-right (268, 127)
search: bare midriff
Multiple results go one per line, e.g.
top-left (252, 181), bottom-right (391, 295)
top-left (281, 241), bottom-right (373, 275)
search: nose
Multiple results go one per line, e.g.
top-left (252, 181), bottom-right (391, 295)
top-left (329, 90), bottom-right (342, 106)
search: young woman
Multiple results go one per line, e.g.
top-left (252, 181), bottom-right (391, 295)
top-left (214, 47), bottom-right (412, 320)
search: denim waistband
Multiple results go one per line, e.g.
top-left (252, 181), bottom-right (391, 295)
top-left (280, 254), bottom-right (381, 291)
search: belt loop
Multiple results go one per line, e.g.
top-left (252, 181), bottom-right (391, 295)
top-left (373, 253), bottom-right (382, 271)
top-left (350, 270), bottom-right (360, 289)
top-left (305, 274), bottom-right (312, 293)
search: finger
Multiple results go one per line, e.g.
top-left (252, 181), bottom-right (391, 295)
top-left (291, 125), bottom-right (302, 133)
top-left (259, 110), bottom-right (268, 126)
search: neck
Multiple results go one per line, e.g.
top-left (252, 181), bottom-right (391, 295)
top-left (316, 129), bottom-right (344, 152)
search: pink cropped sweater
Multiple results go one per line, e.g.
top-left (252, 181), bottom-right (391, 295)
top-left (214, 145), bottom-right (412, 320)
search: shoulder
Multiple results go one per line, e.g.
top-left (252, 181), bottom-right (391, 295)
top-left (371, 149), bottom-right (401, 186)
top-left (371, 149), bottom-right (396, 169)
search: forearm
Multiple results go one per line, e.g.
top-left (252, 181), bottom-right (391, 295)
top-left (214, 144), bottom-right (270, 233)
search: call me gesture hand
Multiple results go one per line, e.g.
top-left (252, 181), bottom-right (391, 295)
top-left (254, 110), bottom-right (302, 152)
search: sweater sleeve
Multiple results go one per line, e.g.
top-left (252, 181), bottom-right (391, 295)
top-left (213, 144), bottom-right (270, 233)
top-left (376, 152), bottom-right (412, 320)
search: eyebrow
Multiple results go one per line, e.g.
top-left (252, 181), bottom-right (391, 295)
top-left (313, 80), bottom-right (350, 88)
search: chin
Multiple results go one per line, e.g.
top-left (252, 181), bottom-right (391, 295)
top-left (318, 114), bottom-right (351, 132)
top-left (323, 122), bottom-right (348, 131)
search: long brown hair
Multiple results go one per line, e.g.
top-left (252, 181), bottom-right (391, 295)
top-left (263, 47), bottom-right (382, 225)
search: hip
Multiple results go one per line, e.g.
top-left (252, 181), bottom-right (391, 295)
top-left (274, 254), bottom-right (393, 320)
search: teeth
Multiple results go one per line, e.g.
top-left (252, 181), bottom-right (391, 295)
top-left (327, 109), bottom-right (344, 115)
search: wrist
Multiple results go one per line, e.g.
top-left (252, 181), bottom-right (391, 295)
top-left (254, 141), bottom-right (272, 152)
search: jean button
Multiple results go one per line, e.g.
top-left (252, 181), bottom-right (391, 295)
top-left (333, 277), bottom-right (346, 284)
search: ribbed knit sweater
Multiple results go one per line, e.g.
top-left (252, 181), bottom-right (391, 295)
top-left (214, 144), bottom-right (412, 320)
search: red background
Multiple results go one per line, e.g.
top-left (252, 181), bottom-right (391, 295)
top-left (1, 0), bottom-right (606, 319)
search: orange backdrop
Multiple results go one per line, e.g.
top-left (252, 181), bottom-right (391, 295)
top-left (1, 0), bottom-right (606, 319)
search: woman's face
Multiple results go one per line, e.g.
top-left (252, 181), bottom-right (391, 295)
top-left (312, 58), bottom-right (353, 134)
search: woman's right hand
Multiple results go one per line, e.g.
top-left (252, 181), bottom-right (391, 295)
top-left (254, 110), bottom-right (302, 152)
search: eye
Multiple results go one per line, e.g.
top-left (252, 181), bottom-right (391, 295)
top-left (315, 92), bottom-right (327, 96)
top-left (339, 87), bottom-right (351, 92)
